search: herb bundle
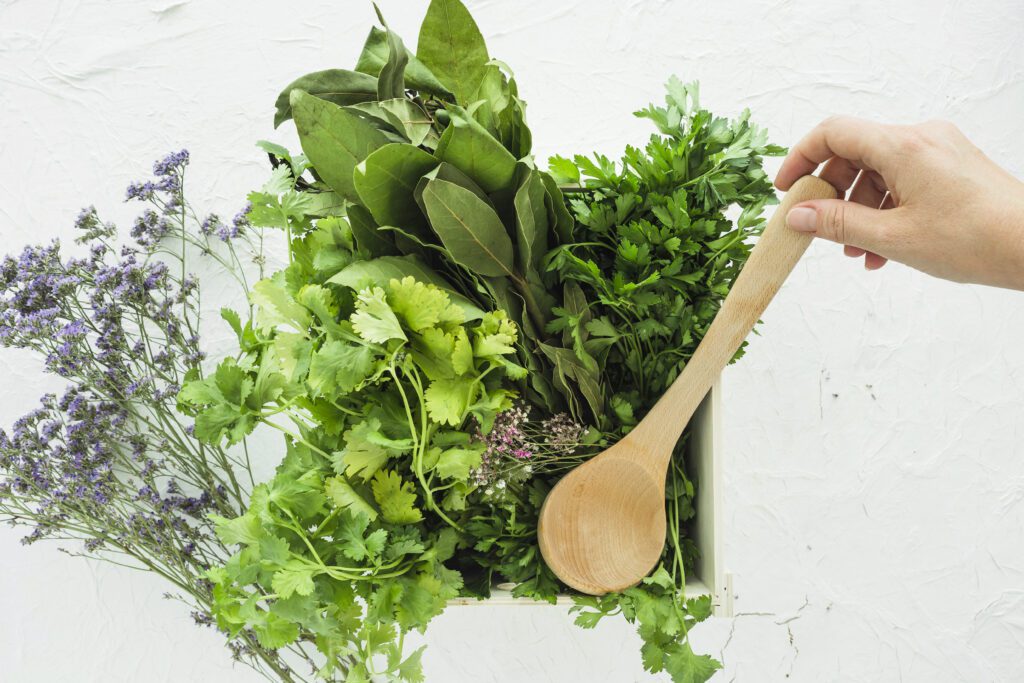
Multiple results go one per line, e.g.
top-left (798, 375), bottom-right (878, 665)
top-left (0, 1), bottom-right (783, 681)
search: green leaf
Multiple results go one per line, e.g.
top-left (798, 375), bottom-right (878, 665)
top-left (422, 178), bottom-right (516, 278)
top-left (353, 144), bottom-right (437, 233)
top-left (374, 18), bottom-right (408, 101)
top-left (473, 310), bottom-right (518, 357)
top-left (434, 445), bottom-right (483, 480)
top-left (334, 418), bottom-right (399, 481)
top-left (351, 286), bottom-right (408, 343)
top-left (330, 255), bottom-right (484, 321)
top-left (420, 327), bottom-right (475, 380)
top-left (547, 155), bottom-right (580, 184)
top-left (417, 0), bottom-right (490, 103)
top-left (573, 610), bottom-right (604, 629)
top-left (337, 511), bottom-right (387, 562)
top-left (273, 332), bottom-right (313, 383)
top-left (396, 645), bottom-right (427, 683)
top-left (251, 276), bottom-right (311, 332)
top-left (178, 376), bottom-right (223, 407)
top-left (413, 162), bottom-right (492, 217)
top-left (387, 276), bottom-right (463, 332)
top-left (220, 307), bottom-right (243, 341)
top-left (350, 99), bottom-right (437, 147)
top-left (325, 476), bottom-right (379, 521)
top-left (259, 535), bottom-right (291, 565)
top-left (291, 89), bottom-right (389, 201)
top-left (384, 530), bottom-right (426, 560)
top-left (540, 171), bottom-right (574, 244)
top-left (513, 167), bottom-right (548, 274)
top-left (194, 404), bottom-right (252, 446)
top-left (273, 69), bottom-right (378, 128)
top-left (539, 341), bottom-right (604, 421)
top-left (308, 340), bottom-right (376, 398)
top-left (212, 513), bottom-right (263, 546)
top-left (355, 26), bottom-right (453, 98)
top-left (296, 284), bottom-right (339, 331)
top-left (424, 376), bottom-right (476, 427)
top-left (272, 564), bottom-right (316, 599)
top-left (254, 612), bottom-right (300, 649)
top-left (434, 107), bottom-right (517, 193)
top-left (371, 470), bottom-right (424, 524)
top-left (347, 202), bottom-right (398, 257)
top-left (395, 574), bottom-right (444, 630)
top-left (268, 474), bottom-right (327, 520)
top-left (663, 643), bottom-right (721, 683)
top-left (249, 347), bottom-right (287, 408)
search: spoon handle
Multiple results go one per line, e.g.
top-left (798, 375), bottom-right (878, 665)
top-left (636, 175), bottom-right (838, 462)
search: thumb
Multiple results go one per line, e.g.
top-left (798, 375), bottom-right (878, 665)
top-left (786, 199), bottom-right (901, 255)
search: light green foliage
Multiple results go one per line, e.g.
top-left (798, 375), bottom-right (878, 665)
top-left (186, 267), bottom-right (525, 680)
top-left (180, 2), bottom-right (785, 681)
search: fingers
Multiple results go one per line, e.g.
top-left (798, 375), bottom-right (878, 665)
top-left (844, 170), bottom-right (890, 269)
top-left (819, 157), bottom-right (861, 195)
top-left (864, 252), bottom-right (889, 270)
top-left (786, 198), bottom-right (903, 256)
top-left (848, 170), bottom-right (887, 209)
top-left (775, 116), bottom-right (895, 190)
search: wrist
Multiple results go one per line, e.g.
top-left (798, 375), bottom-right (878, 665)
top-left (1007, 186), bottom-right (1024, 290)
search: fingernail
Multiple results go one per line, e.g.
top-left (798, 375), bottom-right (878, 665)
top-left (786, 207), bottom-right (818, 232)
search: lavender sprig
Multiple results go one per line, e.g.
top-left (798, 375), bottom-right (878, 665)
top-left (0, 151), bottom-right (306, 683)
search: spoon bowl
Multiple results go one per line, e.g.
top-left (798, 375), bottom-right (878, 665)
top-left (538, 441), bottom-right (666, 595)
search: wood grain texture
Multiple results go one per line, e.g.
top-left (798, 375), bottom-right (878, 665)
top-left (537, 176), bottom-right (838, 596)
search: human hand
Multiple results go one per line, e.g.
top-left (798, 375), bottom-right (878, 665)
top-left (775, 117), bottom-right (1024, 290)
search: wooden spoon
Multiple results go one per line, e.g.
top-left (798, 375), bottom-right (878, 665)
top-left (537, 175), bottom-right (837, 595)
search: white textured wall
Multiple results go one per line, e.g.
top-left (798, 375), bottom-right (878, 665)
top-left (2, 0), bottom-right (1023, 681)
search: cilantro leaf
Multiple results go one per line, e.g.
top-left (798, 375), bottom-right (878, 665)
top-left (272, 564), bottom-right (316, 599)
top-left (337, 511), bottom-right (388, 562)
top-left (424, 376), bottom-right (476, 426)
top-left (211, 513), bottom-right (263, 546)
top-left (387, 276), bottom-right (462, 331)
top-left (253, 612), bottom-right (300, 649)
top-left (251, 275), bottom-right (311, 332)
top-left (433, 445), bottom-right (483, 480)
top-left (308, 339), bottom-right (377, 397)
top-left (333, 417), bottom-right (407, 481)
top-left (325, 476), bottom-right (379, 521)
top-left (351, 286), bottom-right (407, 343)
top-left (371, 470), bottom-right (424, 524)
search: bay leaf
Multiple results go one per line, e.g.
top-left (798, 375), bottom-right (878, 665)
top-left (435, 106), bottom-right (516, 194)
top-left (290, 89), bottom-right (388, 202)
top-left (355, 27), bottom-right (453, 98)
top-left (416, 0), bottom-right (489, 103)
top-left (273, 70), bottom-right (378, 128)
top-left (421, 178), bottom-right (516, 279)
top-left (513, 167), bottom-right (548, 275)
top-left (354, 143), bottom-right (438, 234)
top-left (347, 202), bottom-right (397, 258)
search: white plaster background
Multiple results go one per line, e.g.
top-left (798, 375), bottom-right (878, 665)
top-left (1, 0), bottom-right (1023, 680)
